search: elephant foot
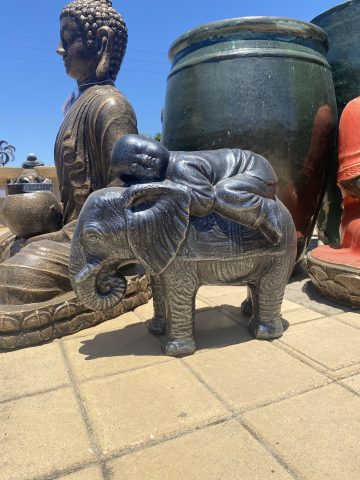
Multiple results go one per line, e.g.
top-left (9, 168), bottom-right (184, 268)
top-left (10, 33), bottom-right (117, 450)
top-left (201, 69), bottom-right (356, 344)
top-left (163, 338), bottom-right (196, 357)
top-left (241, 299), bottom-right (253, 317)
top-left (248, 317), bottom-right (283, 340)
top-left (148, 317), bottom-right (166, 336)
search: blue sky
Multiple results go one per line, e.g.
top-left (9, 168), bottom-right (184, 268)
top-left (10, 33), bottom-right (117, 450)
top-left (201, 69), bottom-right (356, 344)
top-left (1, 0), bottom-right (340, 166)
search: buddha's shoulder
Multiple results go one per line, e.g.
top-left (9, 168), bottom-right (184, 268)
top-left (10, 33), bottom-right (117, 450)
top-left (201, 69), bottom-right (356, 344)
top-left (88, 85), bottom-right (133, 110)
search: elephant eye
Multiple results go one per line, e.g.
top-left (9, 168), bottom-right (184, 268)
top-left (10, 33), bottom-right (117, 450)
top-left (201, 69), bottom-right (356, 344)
top-left (84, 228), bottom-right (101, 244)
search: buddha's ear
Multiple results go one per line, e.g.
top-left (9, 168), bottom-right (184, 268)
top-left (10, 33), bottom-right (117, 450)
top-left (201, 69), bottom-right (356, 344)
top-left (96, 26), bottom-right (114, 80)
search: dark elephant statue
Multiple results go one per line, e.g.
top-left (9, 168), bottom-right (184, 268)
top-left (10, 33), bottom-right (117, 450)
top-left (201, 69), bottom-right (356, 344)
top-left (69, 136), bottom-right (297, 357)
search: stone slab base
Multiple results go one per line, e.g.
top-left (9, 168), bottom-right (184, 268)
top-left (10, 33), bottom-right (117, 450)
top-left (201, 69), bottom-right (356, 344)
top-left (0, 274), bottom-right (151, 350)
top-left (306, 251), bottom-right (360, 308)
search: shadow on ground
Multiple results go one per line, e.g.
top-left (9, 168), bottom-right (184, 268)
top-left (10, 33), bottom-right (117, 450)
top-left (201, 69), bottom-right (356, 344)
top-left (78, 306), bottom-right (254, 360)
top-left (302, 279), bottom-right (358, 312)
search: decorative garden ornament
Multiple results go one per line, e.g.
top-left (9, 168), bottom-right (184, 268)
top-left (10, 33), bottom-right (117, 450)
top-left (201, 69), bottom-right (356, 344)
top-left (70, 136), bottom-right (297, 357)
top-left (307, 96), bottom-right (360, 308)
top-left (0, 0), bottom-right (150, 350)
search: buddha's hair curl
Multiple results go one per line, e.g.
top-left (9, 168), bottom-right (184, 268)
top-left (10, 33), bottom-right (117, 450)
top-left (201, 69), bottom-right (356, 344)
top-left (61, 0), bottom-right (127, 80)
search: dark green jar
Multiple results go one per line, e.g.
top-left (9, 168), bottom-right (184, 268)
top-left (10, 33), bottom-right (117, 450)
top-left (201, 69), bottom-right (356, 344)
top-left (162, 17), bottom-right (338, 260)
top-left (312, 0), bottom-right (360, 115)
top-left (312, 1), bottom-right (360, 244)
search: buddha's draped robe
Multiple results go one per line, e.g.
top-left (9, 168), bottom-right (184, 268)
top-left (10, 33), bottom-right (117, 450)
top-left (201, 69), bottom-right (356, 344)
top-left (0, 85), bottom-right (137, 305)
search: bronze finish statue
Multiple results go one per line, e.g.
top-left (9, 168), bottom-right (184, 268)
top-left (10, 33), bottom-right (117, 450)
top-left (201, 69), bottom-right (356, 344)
top-left (70, 136), bottom-right (297, 357)
top-left (0, 0), bottom-right (150, 349)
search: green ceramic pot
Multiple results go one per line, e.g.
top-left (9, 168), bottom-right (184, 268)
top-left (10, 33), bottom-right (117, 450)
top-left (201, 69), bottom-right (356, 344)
top-left (162, 17), bottom-right (338, 260)
top-left (312, 1), bottom-right (360, 244)
top-left (312, 1), bottom-right (360, 115)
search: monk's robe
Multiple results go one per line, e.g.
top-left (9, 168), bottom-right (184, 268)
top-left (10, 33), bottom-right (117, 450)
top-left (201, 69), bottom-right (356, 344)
top-left (166, 148), bottom-right (282, 244)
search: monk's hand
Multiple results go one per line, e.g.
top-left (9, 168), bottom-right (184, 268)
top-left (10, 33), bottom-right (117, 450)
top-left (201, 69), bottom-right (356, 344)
top-left (129, 154), bottom-right (167, 181)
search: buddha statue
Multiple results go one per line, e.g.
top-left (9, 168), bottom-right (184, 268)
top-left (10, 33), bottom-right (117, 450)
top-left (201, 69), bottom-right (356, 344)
top-left (307, 96), bottom-right (360, 308)
top-left (0, 0), bottom-right (150, 349)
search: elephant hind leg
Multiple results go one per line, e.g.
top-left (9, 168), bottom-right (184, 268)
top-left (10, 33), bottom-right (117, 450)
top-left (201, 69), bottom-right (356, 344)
top-left (241, 284), bottom-right (255, 317)
top-left (248, 254), bottom-right (293, 340)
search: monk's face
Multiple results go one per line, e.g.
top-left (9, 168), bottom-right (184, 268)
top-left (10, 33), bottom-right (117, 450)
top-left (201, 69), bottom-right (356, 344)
top-left (57, 16), bottom-right (98, 84)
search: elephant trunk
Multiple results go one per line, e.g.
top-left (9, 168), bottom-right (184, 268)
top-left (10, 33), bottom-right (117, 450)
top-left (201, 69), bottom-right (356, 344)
top-left (71, 259), bottom-right (128, 312)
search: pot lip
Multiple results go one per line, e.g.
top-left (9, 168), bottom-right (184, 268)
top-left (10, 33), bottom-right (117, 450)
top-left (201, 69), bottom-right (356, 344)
top-left (312, 0), bottom-right (354, 24)
top-left (4, 190), bottom-right (58, 200)
top-left (169, 16), bottom-right (329, 61)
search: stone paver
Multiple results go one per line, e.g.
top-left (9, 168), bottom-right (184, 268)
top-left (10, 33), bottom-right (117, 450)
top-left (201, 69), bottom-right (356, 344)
top-left (184, 335), bottom-right (328, 412)
top-left (332, 311), bottom-right (360, 330)
top-left (58, 466), bottom-right (103, 480)
top-left (281, 307), bottom-right (324, 325)
top-left (134, 297), bottom-right (210, 321)
top-left (0, 269), bottom-right (359, 480)
top-left (281, 299), bottom-right (304, 313)
top-left (341, 374), bottom-right (360, 394)
top-left (193, 307), bottom-right (245, 352)
top-left (198, 285), bottom-right (247, 299)
top-left (63, 321), bottom-right (169, 381)
top-left (244, 384), bottom-right (360, 480)
top-left (0, 342), bottom-right (70, 402)
top-left (279, 317), bottom-right (360, 370)
top-left (0, 387), bottom-right (95, 480)
top-left (108, 420), bottom-right (293, 480)
top-left (285, 273), bottom-right (354, 316)
top-left (79, 361), bottom-right (228, 455)
top-left (68, 310), bottom-right (142, 339)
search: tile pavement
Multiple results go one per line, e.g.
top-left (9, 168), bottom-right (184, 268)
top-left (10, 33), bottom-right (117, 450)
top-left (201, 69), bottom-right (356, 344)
top-left (0, 263), bottom-right (359, 480)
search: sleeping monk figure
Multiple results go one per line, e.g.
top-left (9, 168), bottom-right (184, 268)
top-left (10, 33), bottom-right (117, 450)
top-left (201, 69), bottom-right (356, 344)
top-left (110, 134), bottom-right (283, 244)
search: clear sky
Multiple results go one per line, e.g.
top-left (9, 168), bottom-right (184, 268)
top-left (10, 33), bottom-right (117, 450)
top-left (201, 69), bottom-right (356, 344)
top-left (1, 0), bottom-right (340, 166)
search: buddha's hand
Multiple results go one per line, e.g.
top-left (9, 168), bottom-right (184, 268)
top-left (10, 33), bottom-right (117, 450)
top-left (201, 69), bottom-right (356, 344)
top-left (25, 220), bottom-right (77, 246)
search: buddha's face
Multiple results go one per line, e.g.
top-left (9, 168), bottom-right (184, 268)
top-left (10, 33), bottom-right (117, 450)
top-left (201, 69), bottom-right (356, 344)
top-left (57, 16), bottom-right (98, 84)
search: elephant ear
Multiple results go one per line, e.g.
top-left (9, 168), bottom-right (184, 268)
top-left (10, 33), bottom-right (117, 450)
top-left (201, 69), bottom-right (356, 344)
top-left (123, 181), bottom-right (191, 275)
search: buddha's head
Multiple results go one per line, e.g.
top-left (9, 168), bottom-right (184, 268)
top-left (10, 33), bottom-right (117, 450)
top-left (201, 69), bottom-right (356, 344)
top-left (57, 0), bottom-right (127, 84)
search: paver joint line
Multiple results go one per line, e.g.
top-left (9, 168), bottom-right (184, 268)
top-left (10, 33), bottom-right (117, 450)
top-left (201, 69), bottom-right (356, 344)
top-left (102, 415), bottom-right (234, 460)
top-left (74, 358), bottom-right (174, 385)
top-left (278, 337), bottom-right (360, 372)
top-left (236, 381), bottom-right (335, 415)
top-left (272, 339), bottom-right (330, 376)
top-left (337, 379), bottom-right (360, 397)
top-left (26, 460), bottom-right (101, 480)
top-left (180, 356), bottom-right (303, 479)
top-left (58, 341), bottom-right (104, 460)
top-left (180, 358), bottom-right (236, 414)
top-left (0, 383), bottom-right (71, 406)
top-left (235, 416), bottom-right (302, 480)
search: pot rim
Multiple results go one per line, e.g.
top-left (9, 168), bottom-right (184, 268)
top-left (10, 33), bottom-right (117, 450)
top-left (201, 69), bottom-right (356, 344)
top-left (4, 190), bottom-right (56, 197)
top-left (169, 16), bottom-right (330, 61)
top-left (312, 0), bottom-right (354, 24)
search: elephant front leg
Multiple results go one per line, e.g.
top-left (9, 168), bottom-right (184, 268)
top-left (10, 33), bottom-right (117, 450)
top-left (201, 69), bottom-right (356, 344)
top-left (162, 264), bottom-right (198, 357)
top-left (148, 276), bottom-right (166, 336)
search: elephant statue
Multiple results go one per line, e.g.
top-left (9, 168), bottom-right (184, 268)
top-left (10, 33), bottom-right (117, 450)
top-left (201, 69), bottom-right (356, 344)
top-left (69, 141), bottom-right (296, 357)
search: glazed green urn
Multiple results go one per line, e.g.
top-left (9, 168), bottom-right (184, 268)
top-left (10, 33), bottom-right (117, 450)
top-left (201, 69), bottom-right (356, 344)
top-left (162, 17), bottom-right (338, 261)
top-left (312, 0), bottom-right (360, 244)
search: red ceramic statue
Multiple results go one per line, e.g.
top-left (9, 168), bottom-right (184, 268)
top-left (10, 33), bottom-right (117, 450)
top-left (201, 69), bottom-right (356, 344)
top-left (307, 97), bottom-right (360, 308)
